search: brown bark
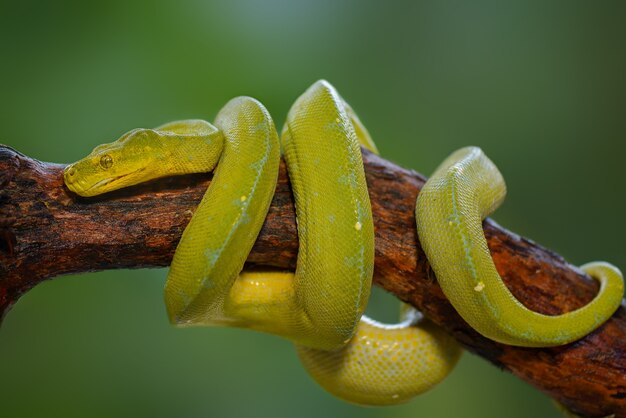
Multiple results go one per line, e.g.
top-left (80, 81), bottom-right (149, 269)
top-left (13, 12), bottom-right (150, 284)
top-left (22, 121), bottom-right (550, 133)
top-left (0, 144), bottom-right (624, 417)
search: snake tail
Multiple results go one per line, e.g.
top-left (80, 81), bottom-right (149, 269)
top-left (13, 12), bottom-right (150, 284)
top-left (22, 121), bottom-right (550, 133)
top-left (415, 146), bottom-right (624, 347)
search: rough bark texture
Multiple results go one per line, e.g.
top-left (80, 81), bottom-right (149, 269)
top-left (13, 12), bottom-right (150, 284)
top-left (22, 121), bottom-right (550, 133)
top-left (0, 144), bottom-right (624, 417)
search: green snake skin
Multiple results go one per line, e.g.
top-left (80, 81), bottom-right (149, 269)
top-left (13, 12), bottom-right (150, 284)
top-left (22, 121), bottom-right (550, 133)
top-left (63, 80), bottom-right (623, 410)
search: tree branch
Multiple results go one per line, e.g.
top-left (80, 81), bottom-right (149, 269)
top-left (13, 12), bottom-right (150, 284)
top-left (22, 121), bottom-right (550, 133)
top-left (0, 144), bottom-right (624, 417)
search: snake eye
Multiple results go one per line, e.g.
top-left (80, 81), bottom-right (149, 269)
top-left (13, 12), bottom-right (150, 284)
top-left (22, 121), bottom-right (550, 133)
top-left (100, 154), bottom-right (113, 169)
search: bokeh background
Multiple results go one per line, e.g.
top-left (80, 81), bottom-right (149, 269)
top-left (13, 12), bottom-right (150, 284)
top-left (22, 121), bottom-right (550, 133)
top-left (1, 1), bottom-right (625, 417)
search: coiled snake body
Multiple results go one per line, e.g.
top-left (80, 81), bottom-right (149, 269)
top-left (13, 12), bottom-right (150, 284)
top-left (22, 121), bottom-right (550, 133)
top-left (64, 81), bottom-right (623, 408)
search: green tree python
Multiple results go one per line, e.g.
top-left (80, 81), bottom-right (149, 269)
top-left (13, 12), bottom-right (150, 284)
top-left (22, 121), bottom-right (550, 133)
top-left (63, 80), bottom-right (624, 410)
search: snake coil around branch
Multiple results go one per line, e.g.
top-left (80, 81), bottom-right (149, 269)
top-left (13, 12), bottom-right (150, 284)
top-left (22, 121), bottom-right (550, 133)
top-left (0, 81), bottom-right (623, 416)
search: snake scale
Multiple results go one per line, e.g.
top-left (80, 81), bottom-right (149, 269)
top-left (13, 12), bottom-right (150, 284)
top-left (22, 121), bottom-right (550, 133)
top-left (64, 80), bottom-right (624, 411)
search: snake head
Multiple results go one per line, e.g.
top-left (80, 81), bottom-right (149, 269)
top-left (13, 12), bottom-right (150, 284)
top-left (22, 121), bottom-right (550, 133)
top-left (64, 128), bottom-right (165, 197)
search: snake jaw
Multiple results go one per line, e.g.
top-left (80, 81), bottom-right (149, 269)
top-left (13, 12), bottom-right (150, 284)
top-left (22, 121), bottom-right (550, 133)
top-left (94, 168), bottom-right (147, 192)
top-left (87, 177), bottom-right (114, 191)
top-left (64, 164), bottom-right (147, 197)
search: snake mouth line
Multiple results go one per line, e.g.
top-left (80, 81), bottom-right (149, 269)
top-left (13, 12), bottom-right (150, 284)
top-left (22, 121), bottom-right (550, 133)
top-left (87, 177), bottom-right (115, 190)
top-left (85, 168), bottom-right (146, 192)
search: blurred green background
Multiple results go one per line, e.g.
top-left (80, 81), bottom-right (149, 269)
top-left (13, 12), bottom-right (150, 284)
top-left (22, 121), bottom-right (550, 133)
top-left (1, 1), bottom-right (624, 417)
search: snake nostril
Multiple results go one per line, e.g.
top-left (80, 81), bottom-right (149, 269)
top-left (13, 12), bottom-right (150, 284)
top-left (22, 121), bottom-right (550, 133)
top-left (65, 166), bottom-right (76, 180)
